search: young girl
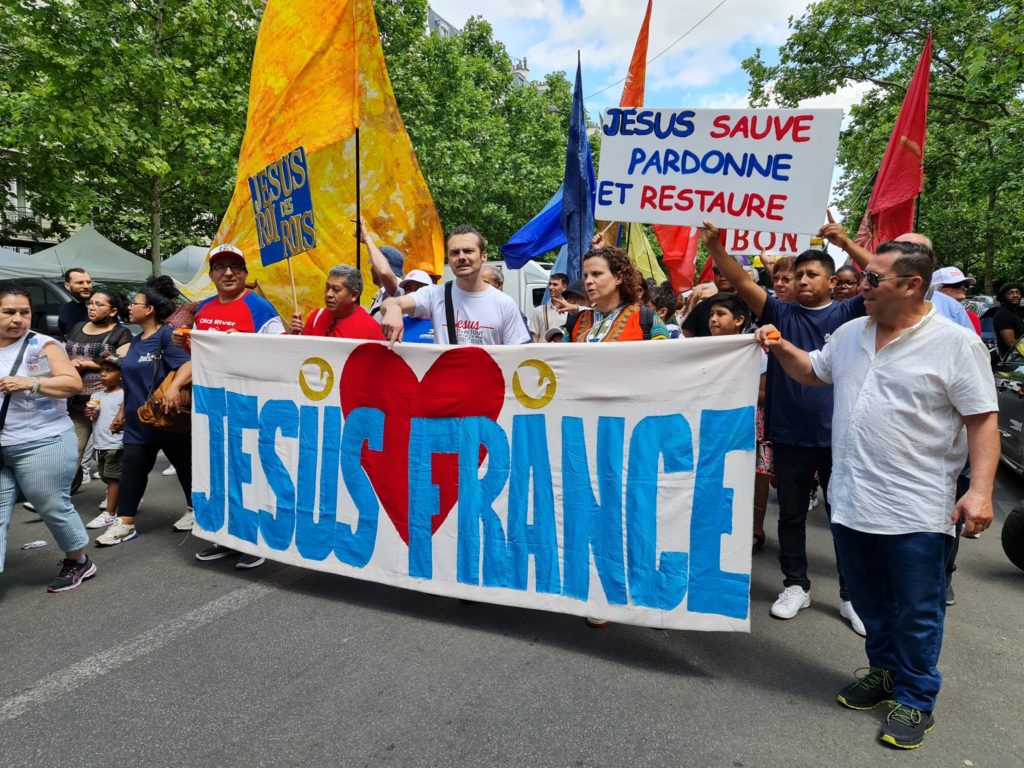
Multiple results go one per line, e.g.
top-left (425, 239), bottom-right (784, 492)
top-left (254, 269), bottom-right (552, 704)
top-left (86, 355), bottom-right (124, 530)
top-left (708, 293), bottom-right (770, 554)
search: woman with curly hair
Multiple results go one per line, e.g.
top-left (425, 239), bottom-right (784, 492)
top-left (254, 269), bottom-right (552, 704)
top-left (563, 240), bottom-right (669, 343)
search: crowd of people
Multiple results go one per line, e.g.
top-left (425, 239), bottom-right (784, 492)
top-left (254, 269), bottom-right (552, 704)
top-left (0, 213), bottom-right (1017, 751)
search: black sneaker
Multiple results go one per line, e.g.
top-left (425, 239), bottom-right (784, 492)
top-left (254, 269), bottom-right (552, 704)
top-left (195, 544), bottom-right (236, 561)
top-left (880, 703), bottom-right (934, 749)
top-left (945, 575), bottom-right (956, 606)
top-left (236, 553), bottom-right (265, 569)
top-left (47, 556), bottom-right (97, 593)
top-left (836, 667), bottom-right (894, 710)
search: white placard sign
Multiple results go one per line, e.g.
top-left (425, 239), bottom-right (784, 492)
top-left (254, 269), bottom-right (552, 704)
top-left (595, 108), bottom-right (842, 235)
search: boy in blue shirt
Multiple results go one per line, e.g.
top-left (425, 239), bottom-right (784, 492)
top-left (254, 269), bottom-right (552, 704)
top-left (701, 219), bottom-right (869, 636)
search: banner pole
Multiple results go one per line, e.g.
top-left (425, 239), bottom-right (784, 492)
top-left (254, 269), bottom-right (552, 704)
top-left (355, 126), bottom-right (362, 270)
top-left (287, 257), bottom-right (298, 315)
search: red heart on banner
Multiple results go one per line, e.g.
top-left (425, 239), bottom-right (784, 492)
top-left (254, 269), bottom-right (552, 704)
top-left (339, 344), bottom-right (505, 544)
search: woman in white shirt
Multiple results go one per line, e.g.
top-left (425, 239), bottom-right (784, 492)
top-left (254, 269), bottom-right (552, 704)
top-left (0, 284), bottom-right (94, 592)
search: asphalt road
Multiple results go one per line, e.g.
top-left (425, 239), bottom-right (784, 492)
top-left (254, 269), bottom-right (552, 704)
top-left (2, 461), bottom-right (1022, 768)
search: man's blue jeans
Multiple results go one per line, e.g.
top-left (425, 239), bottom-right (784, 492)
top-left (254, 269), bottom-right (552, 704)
top-left (831, 523), bottom-right (954, 712)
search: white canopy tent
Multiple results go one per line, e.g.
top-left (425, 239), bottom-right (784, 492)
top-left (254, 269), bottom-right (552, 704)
top-left (27, 224), bottom-right (154, 282)
top-left (0, 244), bottom-right (64, 280)
top-left (160, 245), bottom-right (208, 284)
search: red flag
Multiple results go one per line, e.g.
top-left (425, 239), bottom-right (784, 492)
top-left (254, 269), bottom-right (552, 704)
top-left (864, 33), bottom-right (931, 249)
top-left (619, 0), bottom-right (653, 108)
top-left (655, 225), bottom-right (700, 292)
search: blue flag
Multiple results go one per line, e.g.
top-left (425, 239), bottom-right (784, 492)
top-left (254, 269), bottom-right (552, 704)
top-left (500, 185), bottom-right (566, 267)
top-left (560, 56), bottom-right (595, 284)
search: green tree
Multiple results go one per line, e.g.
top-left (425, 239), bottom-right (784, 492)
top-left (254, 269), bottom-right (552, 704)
top-left (743, 0), bottom-right (1024, 292)
top-left (380, 14), bottom-right (575, 250)
top-left (0, 0), bottom-right (260, 270)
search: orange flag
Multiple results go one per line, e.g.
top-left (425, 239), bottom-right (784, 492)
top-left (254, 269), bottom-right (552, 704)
top-left (597, 0), bottom-right (654, 250)
top-left (183, 0), bottom-right (444, 315)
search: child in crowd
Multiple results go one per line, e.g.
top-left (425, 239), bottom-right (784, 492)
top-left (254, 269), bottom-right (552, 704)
top-left (707, 293), bottom-right (770, 554)
top-left (84, 355), bottom-right (124, 529)
top-left (645, 283), bottom-right (682, 338)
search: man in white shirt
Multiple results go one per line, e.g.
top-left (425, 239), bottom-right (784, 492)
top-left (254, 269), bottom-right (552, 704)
top-left (529, 273), bottom-right (568, 342)
top-left (380, 225), bottom-right (530, 346)
top-left (757, 239), bottom-right (999, 750)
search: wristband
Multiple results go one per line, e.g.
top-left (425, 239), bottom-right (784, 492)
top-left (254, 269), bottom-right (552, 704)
top-left (30, 377), bottom-right (41, 395)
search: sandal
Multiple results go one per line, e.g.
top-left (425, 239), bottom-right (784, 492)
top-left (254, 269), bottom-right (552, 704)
top-left (752, 532), bottom-right (766, 555)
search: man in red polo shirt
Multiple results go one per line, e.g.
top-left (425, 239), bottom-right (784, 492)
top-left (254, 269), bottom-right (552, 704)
top-left (290, 264), bottom-right (384, 340)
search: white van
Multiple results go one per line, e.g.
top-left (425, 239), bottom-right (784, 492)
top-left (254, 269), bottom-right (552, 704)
top-left (442, 259), bottom-right (552, 317)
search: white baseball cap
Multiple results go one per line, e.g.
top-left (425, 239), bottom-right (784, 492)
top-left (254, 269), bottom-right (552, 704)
top-left (930, 266), bottom-right (975, 288)
top-left (208, 243), bottom-right (245, 263)
top-left (399, 269), bottom-right (433, 291)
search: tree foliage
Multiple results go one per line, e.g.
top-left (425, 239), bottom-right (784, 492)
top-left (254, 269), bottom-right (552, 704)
top-left (743, 0), bottom-right (1024, 292)
top-left (380, 10), bottom-right (574, 251)
top-left (0, 0), bottom-right (261, 268)
top-left (1, 1), bottom-right (577, 266)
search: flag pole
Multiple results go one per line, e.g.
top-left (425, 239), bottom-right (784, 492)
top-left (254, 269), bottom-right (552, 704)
top-left (287, 258), bottom-right (298, 315)
top-left (355, 126), bottom-right (362, 269)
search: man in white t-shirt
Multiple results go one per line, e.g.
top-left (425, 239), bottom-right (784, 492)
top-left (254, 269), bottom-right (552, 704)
top-left (757, 240), bottom-right (999, 751)
top-left (380, 225), bottom-right (531, 346)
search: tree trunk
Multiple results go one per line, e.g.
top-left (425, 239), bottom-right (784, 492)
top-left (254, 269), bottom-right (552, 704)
top-left (149, 0), bottom-right (165, 276)
top-left (150, 176), bottom-right (162, 275)
top-left (985, 185), bottom-right (996, 295)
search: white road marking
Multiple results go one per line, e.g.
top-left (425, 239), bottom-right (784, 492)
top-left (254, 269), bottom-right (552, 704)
top-left (0, 573), bottom-right (302, 723)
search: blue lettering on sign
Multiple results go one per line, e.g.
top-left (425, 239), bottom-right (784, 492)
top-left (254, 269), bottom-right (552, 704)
top-left (688, 407), bottom-right (755, 619)
top-left (561, 416), bottom-right (628, 605)
top-left (226, 392), bottom-right (259, 544)
top-left (507, 415), bottom-right (559, 594)
top-left (257, 400), bottom-right (298, 551)
top-left (193, 384), bottom-right (755, 621)
top-left (625, 415), bottom-right (693, 610)
top-left (248, 145), bottom-right (316, 268)
top-left (337, 407), bottom-right (383, 567)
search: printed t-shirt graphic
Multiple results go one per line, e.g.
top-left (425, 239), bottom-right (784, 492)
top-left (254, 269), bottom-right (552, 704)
top-left (411, 283), bottom-right (531, 345)
top-left (194, 289), bottom-right (285, 334)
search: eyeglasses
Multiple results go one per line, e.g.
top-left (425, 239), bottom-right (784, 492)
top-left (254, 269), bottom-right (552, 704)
top-left (129, 301), bottom-right (148, 308)
top-left (859, 272), bottom-right (915, 288)
top-left (834, 279), bottom-right (858, 287)
top-left (210, 262), bottom-right (247, 274)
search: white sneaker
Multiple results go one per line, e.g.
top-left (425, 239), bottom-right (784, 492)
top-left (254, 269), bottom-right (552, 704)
top-left (86, 511), bottom-right (118, 529)
top-left (80, 473), bottom-right (92, 485)
top-left (23, 501), bottom-right (36, 512)
top-left (98, 498), bottom-right (108, 510)
top-left (95, 522), bottom-right (138, 546)
top-left (840, 600), bottom-right (866, 637)
top-left (173, 509), bottom-right (194, 532)
top-left (162, 465), bottom-right (177, 476)
top-left (771, 586), bottom-right (811, 619)
top-left (92, 471), bottom-right (101, 479)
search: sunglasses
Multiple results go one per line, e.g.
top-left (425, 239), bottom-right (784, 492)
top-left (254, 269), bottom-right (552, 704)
top-left (859, 272), bottom-right (915, 288)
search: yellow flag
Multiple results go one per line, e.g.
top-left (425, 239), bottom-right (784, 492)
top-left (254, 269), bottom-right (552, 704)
top-left (624, 223), bottom-right (667, 284)
top-left (183, 0), bottom-right (444, 314)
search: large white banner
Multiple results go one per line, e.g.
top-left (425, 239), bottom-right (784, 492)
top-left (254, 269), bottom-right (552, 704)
top-left (191, 332), bottom-right (760, 631)
top-left (595, 108), bottom-right (842, 235)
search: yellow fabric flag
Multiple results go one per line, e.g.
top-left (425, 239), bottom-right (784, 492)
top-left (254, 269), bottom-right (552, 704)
top-left (183, 0), bottom-right (444, 314)
top-left (624, 223), bottom-right (667, 284)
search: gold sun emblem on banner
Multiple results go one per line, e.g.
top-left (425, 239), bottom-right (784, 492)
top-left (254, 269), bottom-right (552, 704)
top-left (512, 359), bottom-right (557, 409)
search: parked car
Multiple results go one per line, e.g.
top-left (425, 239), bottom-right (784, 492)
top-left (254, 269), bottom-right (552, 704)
top-left (0, 277), bottom-right (146, 338)
top-left (963, 295), bottom-right (1000, 364)
top-left (995, 333), bottom-right (1024, 474)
